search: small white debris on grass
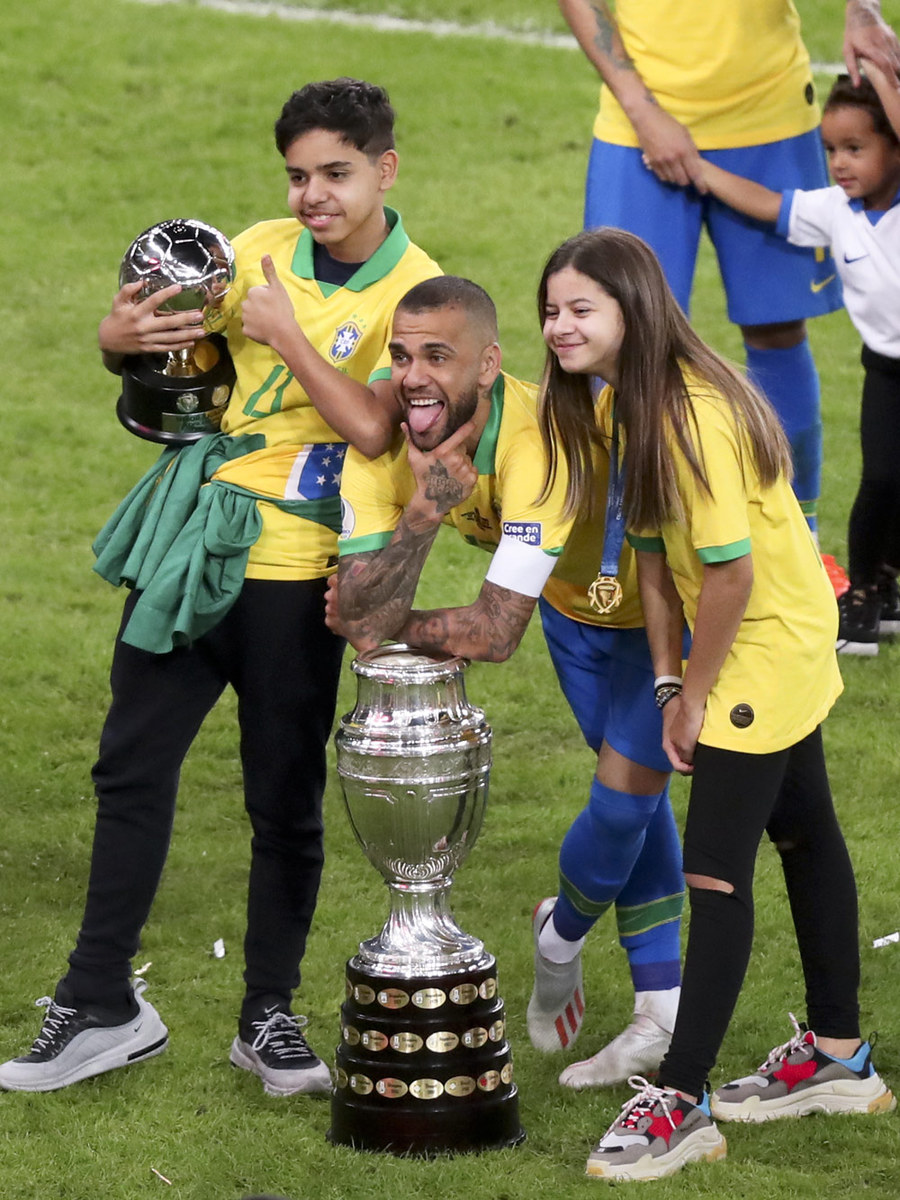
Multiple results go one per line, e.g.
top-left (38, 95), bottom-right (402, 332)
top-left (213, 938), bottom-right (226, 958)
top-left (872, 931), bottom-right (900, 948)
top-left (134, 962), bottom-right (153, 976)
top-left (150, 1167), bottom-right (172, 1185)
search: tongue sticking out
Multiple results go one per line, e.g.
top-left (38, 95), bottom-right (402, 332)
top-left (406, 401), bottom-right (444, 435)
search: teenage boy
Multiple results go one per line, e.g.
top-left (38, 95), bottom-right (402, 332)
top-left (0, 78), bottom-right (440, 1096)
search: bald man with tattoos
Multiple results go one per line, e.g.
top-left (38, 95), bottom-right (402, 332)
top-left (329, 274), bottom-right (573, 661)
top-left (328, 276), bottom-right (691, 1091)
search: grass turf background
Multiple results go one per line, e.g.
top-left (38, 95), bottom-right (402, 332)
top-left (1, 0), bottom-right (900, 1196)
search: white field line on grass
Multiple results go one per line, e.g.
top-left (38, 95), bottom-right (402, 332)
top-left (130, 0), bottom-right (845, 71)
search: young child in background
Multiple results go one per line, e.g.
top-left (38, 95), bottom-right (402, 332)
top-left (695, 60), bottom-right (900, 656)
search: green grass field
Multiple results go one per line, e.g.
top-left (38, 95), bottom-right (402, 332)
top-left (2, 1), bottom-right (900, 1196)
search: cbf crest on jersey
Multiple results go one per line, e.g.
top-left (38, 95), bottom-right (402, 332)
top-left (330, 320), bottom-right (362, 363)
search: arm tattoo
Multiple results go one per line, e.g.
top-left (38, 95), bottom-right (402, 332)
top-left (590, 1), bottom-right (635, 71)
top-left (400, 582), bottom-right (537, 663)
top-left (339, 516), bottom-right (442, 646)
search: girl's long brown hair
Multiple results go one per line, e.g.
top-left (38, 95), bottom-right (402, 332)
top-left (537, 228), bottom-right (792, 530)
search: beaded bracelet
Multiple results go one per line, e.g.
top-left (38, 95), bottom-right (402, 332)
top-left (654, 682), bottom-right (683, 710)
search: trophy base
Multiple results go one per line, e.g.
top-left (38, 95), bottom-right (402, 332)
top-left (117, 334), bottom-right (235, 446)
top-left (329, 955), bottom-right (525, 1155)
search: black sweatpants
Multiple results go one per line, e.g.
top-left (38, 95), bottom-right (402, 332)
top-left (657, 726), bottom-right (860, 1099)
top-left (62, 577), bottom-right (345, 1019)
top-left (848, 345), bottom-right (900, 586)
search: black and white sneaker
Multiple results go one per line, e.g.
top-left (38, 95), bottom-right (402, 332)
top-left (0, 979), bottom-right (168, 1092)
top-left (836, 587), bottom-right (880, 657)
top-left (230, 1006), bottom-right (331, 1096)
top-left (877, 574), bottom-right (900, 635)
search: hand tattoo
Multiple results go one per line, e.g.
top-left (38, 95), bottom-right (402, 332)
top-left (424, 461), bottom-right (469, 515)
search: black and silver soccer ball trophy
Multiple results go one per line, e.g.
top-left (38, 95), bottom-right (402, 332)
top-left (117, 219), bottom-right (236, 445)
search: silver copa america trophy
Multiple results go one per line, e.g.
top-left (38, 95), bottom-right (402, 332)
top-left (117, 219), bottom-right (236, 445)
top-left (330, 645), bottom-right (525, 1155)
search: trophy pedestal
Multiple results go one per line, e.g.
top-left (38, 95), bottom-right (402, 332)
top-left (117, 333), bottom-right (235, 445)
top-left (332, 646), bottom-right (525, 1156)
top-left (329, 956), bottom-right (524, 1155)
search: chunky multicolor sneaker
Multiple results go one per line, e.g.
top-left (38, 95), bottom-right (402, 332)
top-left (711, 1014), bottom-right (896, 1123)
top-left (0, 979), bottom-right (168, 1092)
top-left (526, 897), bottom-right (585, 1052)
top-left (230, 1006), bottom-right (331, 1097)
top-left (560, 1013), bottom-right (671, 1089)
top-left (585, 1076), bottom-right (726, 1181)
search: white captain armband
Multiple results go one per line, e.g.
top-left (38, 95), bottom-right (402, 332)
top-left (484, 533), bottom-right (557, 599)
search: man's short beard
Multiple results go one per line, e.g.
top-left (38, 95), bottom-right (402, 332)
top-left (444, 383), bottom-right (479, 439)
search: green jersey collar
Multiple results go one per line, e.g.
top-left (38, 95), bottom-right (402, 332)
top-left (291, 207), bottom-right (408, 296)
top-left (472, 374), bottom-right (505, 476)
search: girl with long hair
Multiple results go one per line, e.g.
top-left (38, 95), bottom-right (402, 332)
top-left (538, 227), bottom-right (893, 1181)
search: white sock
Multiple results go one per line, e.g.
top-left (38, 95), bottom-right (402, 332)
top-left (538, 914), bottom-right (585, 964)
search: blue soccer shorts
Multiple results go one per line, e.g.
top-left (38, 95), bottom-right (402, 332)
top-left (584, 129), bottom-right (842, 325)
top-left (539, 599), bottom-right (671, 773)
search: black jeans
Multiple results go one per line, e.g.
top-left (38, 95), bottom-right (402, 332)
top-left (848, 345), bottom-right (900, 586)
top-left (63, 577), bottom-right (345, 1018)
top-left (657, 727), bottom-right (860, 1099)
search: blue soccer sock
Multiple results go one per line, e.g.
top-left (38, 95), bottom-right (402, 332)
top-left (615, 787), bottom-right (684, 993)
top-left (554, 778), bottom-right (682, 993)
top-left (745, 339), bottom-right (822, 532)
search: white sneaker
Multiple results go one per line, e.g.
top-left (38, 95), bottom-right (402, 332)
top-left (0, 979), bottom-right (168, 1092)
top-left (526, 897), bottom-right (585, 1052)
top-left (560, 1013), bottom-right (671, 1088)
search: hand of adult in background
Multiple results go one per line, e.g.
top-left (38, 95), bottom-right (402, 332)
top-left (241, 255), bottom-right (298, 348)
top-left (661, 694), bottom-right (704, 776)
top-left (844, 0), bottom-right (900, 87)
top-left (405, 419), bottom-right (478, 520)
top-left (98, 282), bottom-right (205, 356)
top-left (633, 104), bottom-right (707, 191)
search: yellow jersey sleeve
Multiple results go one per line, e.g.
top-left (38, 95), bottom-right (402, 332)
top-left (338, 439), bottom-right (414, 555)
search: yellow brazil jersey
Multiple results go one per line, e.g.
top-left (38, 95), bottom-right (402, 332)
top-left (542, 429), bottom-right (643, 629)
top-left (338, 372), bottom-right (644, 627)
top-left (595, 0), bottom-right (819, 150)
top-left (206, 208), bottom-right (441, 580)
top-left (624, 380), bottom-right (842, 754)
top-left (338, 373), bottom-right (571, 566)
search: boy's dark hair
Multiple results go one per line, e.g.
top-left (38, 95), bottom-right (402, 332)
top-left (396, 276), bottom-right (499, 341)
top-left (824, 74), bottom-right (900, 146)
top-left (275, 78), bottom-right (395, 157)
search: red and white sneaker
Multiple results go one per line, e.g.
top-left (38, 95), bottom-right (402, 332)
top-left (585, 1076), bottom-right (726, 1181)
top-left (526, 898), bottom-right (584, 1052)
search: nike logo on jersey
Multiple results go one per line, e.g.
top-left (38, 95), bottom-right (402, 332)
top-left (843, 252), bottom-right (868, 264)
top-left (810, 274), bottom-right (836, 293)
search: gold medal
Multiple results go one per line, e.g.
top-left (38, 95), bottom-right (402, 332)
top-left (588, 574), bottom-right (623, 614)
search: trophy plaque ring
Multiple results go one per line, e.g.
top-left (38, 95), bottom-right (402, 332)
top-left (117, 218), bottom-right (236, 445)
top-left (329, 645), bottom-right (524, 1155)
